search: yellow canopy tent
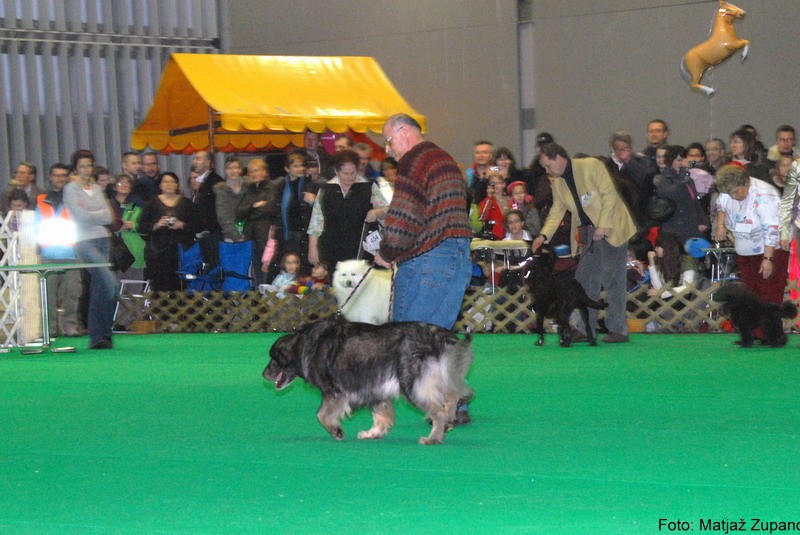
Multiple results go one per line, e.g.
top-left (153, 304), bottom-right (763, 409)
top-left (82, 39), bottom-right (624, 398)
top-left (131, 53), bottom-right (426, 154)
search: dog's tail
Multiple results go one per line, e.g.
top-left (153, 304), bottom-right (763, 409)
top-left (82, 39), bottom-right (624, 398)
top-left (779, 301), bottom-right (799, 319)
top-left (445, 333), bottom-right (474, 402)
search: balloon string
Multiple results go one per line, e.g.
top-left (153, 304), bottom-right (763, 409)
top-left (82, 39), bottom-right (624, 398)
top-left (707, 67), bottom-right (715, 141)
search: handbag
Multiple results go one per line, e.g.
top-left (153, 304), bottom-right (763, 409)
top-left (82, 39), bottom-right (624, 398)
top-left (644, 194), bottom-right (676, 223)
top-left (109, 233), bottom-right (135, 272)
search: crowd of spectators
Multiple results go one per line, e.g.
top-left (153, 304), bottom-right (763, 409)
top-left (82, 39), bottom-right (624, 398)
top-left (2, 121), bottom-right (799, 338)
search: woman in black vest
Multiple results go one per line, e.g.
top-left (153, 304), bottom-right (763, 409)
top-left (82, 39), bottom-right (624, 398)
top-left (307, 150), bottom-right (388, 268)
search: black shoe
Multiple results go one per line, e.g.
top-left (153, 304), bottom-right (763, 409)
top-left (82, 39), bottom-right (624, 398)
top-left (89, 340), bottom-right (113, 350)
top-left (602, 332), bottom-right (629, 343)
top-left (570, 330), bottom-right (588, 343)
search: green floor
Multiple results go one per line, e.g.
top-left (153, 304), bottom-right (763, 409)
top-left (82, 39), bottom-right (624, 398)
top-left (1, 333), bottom-right (798, 534)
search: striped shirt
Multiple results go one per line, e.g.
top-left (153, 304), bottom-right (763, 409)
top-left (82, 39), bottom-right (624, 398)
top-left (379, 141), bottom-right (472, 263)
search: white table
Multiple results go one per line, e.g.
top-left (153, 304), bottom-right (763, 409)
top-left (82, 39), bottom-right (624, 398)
top-left (0, 262), bottom-right (111, 353)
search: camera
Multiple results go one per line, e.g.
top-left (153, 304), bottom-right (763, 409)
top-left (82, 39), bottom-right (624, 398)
top-left (166, 217), bottom-right (177, 227)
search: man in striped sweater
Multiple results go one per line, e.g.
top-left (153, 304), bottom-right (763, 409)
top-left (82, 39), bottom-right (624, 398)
top-left (375, 113), bottom-right (474, 423)
top-left (375, 113), bottom-right (473, 330)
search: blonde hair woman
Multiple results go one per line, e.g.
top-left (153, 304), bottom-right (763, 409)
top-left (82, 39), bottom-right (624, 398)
top-left (235, 159), bottom-right (280, 283)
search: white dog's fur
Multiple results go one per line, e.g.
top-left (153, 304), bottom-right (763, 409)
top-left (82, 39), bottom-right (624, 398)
top-left (332, 259), bottom-right (392, 325)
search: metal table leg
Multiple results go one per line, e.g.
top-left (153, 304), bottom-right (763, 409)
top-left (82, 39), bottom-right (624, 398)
top-left (21, 270), bottom-right (75, 354)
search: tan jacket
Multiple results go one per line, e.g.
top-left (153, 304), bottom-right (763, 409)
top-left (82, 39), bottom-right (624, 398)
top-left (540, 157), bottom-right (636, 252)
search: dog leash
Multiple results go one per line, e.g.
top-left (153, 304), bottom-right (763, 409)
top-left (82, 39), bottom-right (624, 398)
top-left (337, 264), bottom-right (374, 315)
top-left (387, 266), bottom-right (395, 321)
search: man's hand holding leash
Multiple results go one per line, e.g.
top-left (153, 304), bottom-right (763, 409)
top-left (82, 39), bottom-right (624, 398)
top-left (374, 251), bottom-right (393, 269)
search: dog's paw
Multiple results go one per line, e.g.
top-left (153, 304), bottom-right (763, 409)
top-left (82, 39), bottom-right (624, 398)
top-left (329, 427), bottom-right (344, 440)
top-left (357, 429), bottom-right (387, 440)
top-left (418, 436), bottom-right (443, 445)
top-left (537, 337), bottom-right (545, 346)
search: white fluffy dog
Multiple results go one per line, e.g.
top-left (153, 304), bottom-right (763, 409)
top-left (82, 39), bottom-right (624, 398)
top-left (332, 259), bottom-right (393, 325)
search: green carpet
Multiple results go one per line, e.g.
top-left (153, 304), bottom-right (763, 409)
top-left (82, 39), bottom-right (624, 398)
top-left (1, 333), bottom-right (798, 534)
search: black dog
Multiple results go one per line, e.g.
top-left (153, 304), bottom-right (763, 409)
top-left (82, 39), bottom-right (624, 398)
top-left (714, 283), bottom-right (797, 348)
top-left (523, 246), bottom-right (607, 346)
top-left (263, 319), bottom-right (473, 445)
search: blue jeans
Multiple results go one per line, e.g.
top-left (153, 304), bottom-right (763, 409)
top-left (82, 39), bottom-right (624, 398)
top-left (74, 238), bottom-right (118, 344)
top-left (393, 238), bottom-right (471, 329)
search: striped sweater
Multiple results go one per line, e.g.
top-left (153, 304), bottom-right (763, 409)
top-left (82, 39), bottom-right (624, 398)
top-left (379, 141), bottom-right (472, 263)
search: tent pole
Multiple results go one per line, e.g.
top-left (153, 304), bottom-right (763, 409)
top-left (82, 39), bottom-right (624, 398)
top-left (208, 107), bottom-right (216, 154)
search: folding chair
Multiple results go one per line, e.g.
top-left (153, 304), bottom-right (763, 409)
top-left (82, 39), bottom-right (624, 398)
top-left (219, 240), bottom-right (254, 292)
top-left (177, 242), bottom-right (222, 291)
top-left (113, 279), bottom-right (150, 332)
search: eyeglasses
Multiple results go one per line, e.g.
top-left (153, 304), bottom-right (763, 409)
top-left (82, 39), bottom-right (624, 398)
top-left (384, 126), bottom-right (405, 146)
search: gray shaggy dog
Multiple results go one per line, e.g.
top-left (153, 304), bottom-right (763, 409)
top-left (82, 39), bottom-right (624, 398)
top-left (263, 319), bottom-right (473, 445)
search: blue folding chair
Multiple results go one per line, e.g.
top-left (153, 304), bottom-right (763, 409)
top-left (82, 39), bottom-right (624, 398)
top-left (177, 242), bottom-right (222, 291)
top-left (219, 240), bottom-right (254, 292)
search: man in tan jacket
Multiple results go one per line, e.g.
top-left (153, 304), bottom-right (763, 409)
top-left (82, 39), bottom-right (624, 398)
top-left (532, 143), bottom-right (637, 343)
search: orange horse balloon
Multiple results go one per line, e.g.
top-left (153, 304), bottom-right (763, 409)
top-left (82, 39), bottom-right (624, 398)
top-left (681, 1), bottom-right (750, 96)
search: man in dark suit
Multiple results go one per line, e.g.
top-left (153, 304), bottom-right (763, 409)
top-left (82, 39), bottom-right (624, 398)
top-left (191, 150), bottom-right (224, 266)
top-left (609, 130), bottom-right (658, 229)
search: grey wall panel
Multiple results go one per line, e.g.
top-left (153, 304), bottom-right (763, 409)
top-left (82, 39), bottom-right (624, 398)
top-left (531, 0), bottom-right (799, 156)
top-left (225, 0), bottom-right (522, 167)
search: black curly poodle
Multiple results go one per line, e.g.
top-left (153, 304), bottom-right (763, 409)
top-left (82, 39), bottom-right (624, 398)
top-left (715, 283), bottom-right (797, 348)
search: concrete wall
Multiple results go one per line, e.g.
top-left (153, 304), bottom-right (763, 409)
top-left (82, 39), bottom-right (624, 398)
top-left (531, 0), bottom-right (799, 156)
top-left (223, 0), bottom-right (521, 166)
top-left (225, 0), bottom-right (799, 165)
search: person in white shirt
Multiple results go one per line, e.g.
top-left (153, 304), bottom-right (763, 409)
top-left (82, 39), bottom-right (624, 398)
top-left (714, 163), bottom-right (787, 304)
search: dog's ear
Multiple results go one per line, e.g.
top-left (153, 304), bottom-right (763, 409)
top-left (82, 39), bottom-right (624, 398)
top-left (270, 335), bottom-right (290, 362)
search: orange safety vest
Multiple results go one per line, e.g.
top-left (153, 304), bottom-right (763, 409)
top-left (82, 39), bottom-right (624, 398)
top-left (37, 193), bottom-right (75, 246)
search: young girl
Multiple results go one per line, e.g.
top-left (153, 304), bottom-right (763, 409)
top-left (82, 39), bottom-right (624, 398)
top-left (646, 231), bottom-right (698, 300)
top-left (771, 153), bottom-right (793, 194)
top-left (271, 251), bottom-right (302, 291)
top-left (287, 262), bottom-right (330, 295)
top-left (505, 181), bottom-right (541, 237)
top-left (504, 209), bottom-right (532, 241)
top-left (476, 171), bottom-right (506, 240)
top-left (499, 210), bottom-right (534, 288)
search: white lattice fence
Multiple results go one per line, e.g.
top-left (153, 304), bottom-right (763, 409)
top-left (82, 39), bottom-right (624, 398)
top-left (0, 210), bottom-right (40, 347)
top-left (111, 278), bottom-right (800, 335)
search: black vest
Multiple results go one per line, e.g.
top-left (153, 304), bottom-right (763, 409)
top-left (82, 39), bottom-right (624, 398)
top-left (318, 181), bottom-right (373, 266)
